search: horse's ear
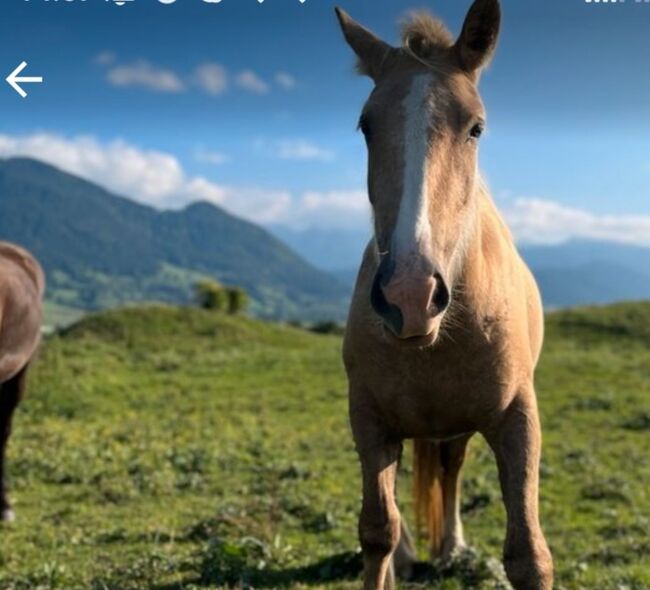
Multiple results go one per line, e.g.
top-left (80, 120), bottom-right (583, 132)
top-left (335, 7), bottom-right (392, 81)
top-left (454, 0), bottom-right (501, 78)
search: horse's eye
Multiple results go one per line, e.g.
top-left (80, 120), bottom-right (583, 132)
top-left (469, 122), bottom-right (485, 140)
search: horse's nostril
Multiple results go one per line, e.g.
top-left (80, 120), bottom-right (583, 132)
top-left (431, 273), bottom-right (450, 316)
top-left (371, 272), bottom-right (404, 335)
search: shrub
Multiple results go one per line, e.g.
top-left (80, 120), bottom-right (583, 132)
top-left (195, 280), bottom-right (228, 312)
top-left (226, 288), bottom-right (249, 315)
top-left (309, 321), bottom-right (345, 336)
top-left (195, 280), bottom-right (249, 315)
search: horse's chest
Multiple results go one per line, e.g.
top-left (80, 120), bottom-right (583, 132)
top-left (351, 340), bottom-right (510, 438)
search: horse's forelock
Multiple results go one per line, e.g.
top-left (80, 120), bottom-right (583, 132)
top-left (401, 12), bottom-right (454, 67)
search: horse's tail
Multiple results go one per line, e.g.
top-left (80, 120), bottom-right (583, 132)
top-left (413, 439), bottom-right (444, 557)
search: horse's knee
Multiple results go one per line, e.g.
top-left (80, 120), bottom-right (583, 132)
top-left (359, 510), bottom-right (401, 557)
top-left (504, 545), bottom-right (553, 590)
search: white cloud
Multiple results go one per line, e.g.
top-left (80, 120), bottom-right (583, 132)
top-left (0, 132), bottom-right (358, 229)
top-left (192, 63), bottom-right (228, 96)
top-left (235, 70), bottom-right (269, 94)
top-left (97, 56), bottom-right (276, 98)
top-left (9, 132), bottom-right (646, 246)
top-left (503, 198), bottom-right (650, 247)
top-left (0, 133), bottom-right (213, 208)
top-left (107, 60), bottom-right (185, 93)
top-left (255, 139), bottom-right (335, 162)
top-left (94, 51), bottom-right (116, 66)
top-left (277, 140), bottom-right (335, 162)
top-left (292, 190), bottom-right (369, 229)
top-left (275, 72), bottom-right (296, 90)
top-left (195, 149), bottom-right (230, 165)
top-left (224, 188), bottom-right (294, 225)
top-left (218, 189), bottom-right (368, 229)
top-left (184, 177), bottom-right (227, 204)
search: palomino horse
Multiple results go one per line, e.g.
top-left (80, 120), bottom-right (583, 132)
top-left (0, 242), bottom-right (44, 521)
top-left (336, 1), bottom-right (553, 589)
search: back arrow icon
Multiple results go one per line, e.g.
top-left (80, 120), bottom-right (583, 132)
top-left (6, 62), bottom-right (43, 98)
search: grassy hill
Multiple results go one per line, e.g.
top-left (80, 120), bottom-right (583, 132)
top-left (0, 303), bottom-right (648, 589)
top-left (0, 157), bottom-right (349, 321)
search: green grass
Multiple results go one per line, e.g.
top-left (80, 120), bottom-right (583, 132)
top-left (0, 303), bottom-right (648, 590)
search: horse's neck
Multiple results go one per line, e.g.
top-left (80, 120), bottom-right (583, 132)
top-left (456, 186), bottom-right (517, 316)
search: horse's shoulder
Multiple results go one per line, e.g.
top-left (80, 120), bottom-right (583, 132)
top-left (473, 192), bottom-right (544, 364)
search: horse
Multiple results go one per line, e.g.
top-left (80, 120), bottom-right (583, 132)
top-left (0, 241), bottom-right (44, 522)
top-left (335, 1), bottom-right (553, 589)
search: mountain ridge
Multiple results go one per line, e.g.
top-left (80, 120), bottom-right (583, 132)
top-left (0, 157), bottom-right (349, 321)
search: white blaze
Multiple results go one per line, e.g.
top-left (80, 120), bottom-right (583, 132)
top-left (394, 74), bottom-right (435, 256)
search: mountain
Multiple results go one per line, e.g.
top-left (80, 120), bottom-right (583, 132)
top-left (270, 225), bottom-right (370, 272)
top-left (532, 263), bottom-right (650, 308)
top-left (520, 240), bottom-right (650, 273)
top-left (279, 225), bottom-right (650, 309)
top-left (520, 242), bottom-right (650, 308)
top-left (0, 158), bottom-right (349, 321)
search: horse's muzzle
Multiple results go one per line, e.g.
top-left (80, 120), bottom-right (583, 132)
top-left (371, 257), bottom-right (450, 341)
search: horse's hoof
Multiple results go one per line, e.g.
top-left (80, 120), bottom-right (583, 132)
top-left (1, 508), bottom-right (15, 522)
top-left (440, 542), bottom-right (468, 564)
top-left (407, 561), bottom-right (437, 583)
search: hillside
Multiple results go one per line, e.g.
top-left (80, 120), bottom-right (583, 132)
top-left (0, 157), bottom-right (349, 321)
top-left (0, 303), bottom-right (648, 589)
top-left (522, 241), bottom-right (650, 308)
top-left (270, 225), bottom-right (369, 274)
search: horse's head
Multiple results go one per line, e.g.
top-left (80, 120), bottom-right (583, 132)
top-left (337, 0), bottom-right (500, 346)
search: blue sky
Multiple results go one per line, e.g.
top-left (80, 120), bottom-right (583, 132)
top-left (1, 0), bottom-right (649, 246)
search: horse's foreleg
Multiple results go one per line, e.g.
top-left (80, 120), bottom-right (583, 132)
top-left (485, 393), bottom-right (553, 590)
top-left (0, 366), bottom-right (27, 522)
top-left (353, 418), bottom-right (402, 590)
top-left (439, 434), bottom-right (472, 561)
top-left (392, 519), bottom-right (417, 580)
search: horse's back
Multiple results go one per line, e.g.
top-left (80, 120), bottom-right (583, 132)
top-left (0, 242), bottom-right (44, 383)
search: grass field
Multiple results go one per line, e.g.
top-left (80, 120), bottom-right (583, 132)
top-left (0, 303), bottom-right (648, 590)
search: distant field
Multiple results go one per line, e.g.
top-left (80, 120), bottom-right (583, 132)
top-left (0, 304), bottom-right (648, 590)
top-left (42, 302), bottom-right (86, 331)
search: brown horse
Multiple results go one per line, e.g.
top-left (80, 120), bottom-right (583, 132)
top-left (0, 241), bottom-right (44, 522)
top-left (336, 2), bottom-right (553, 589)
